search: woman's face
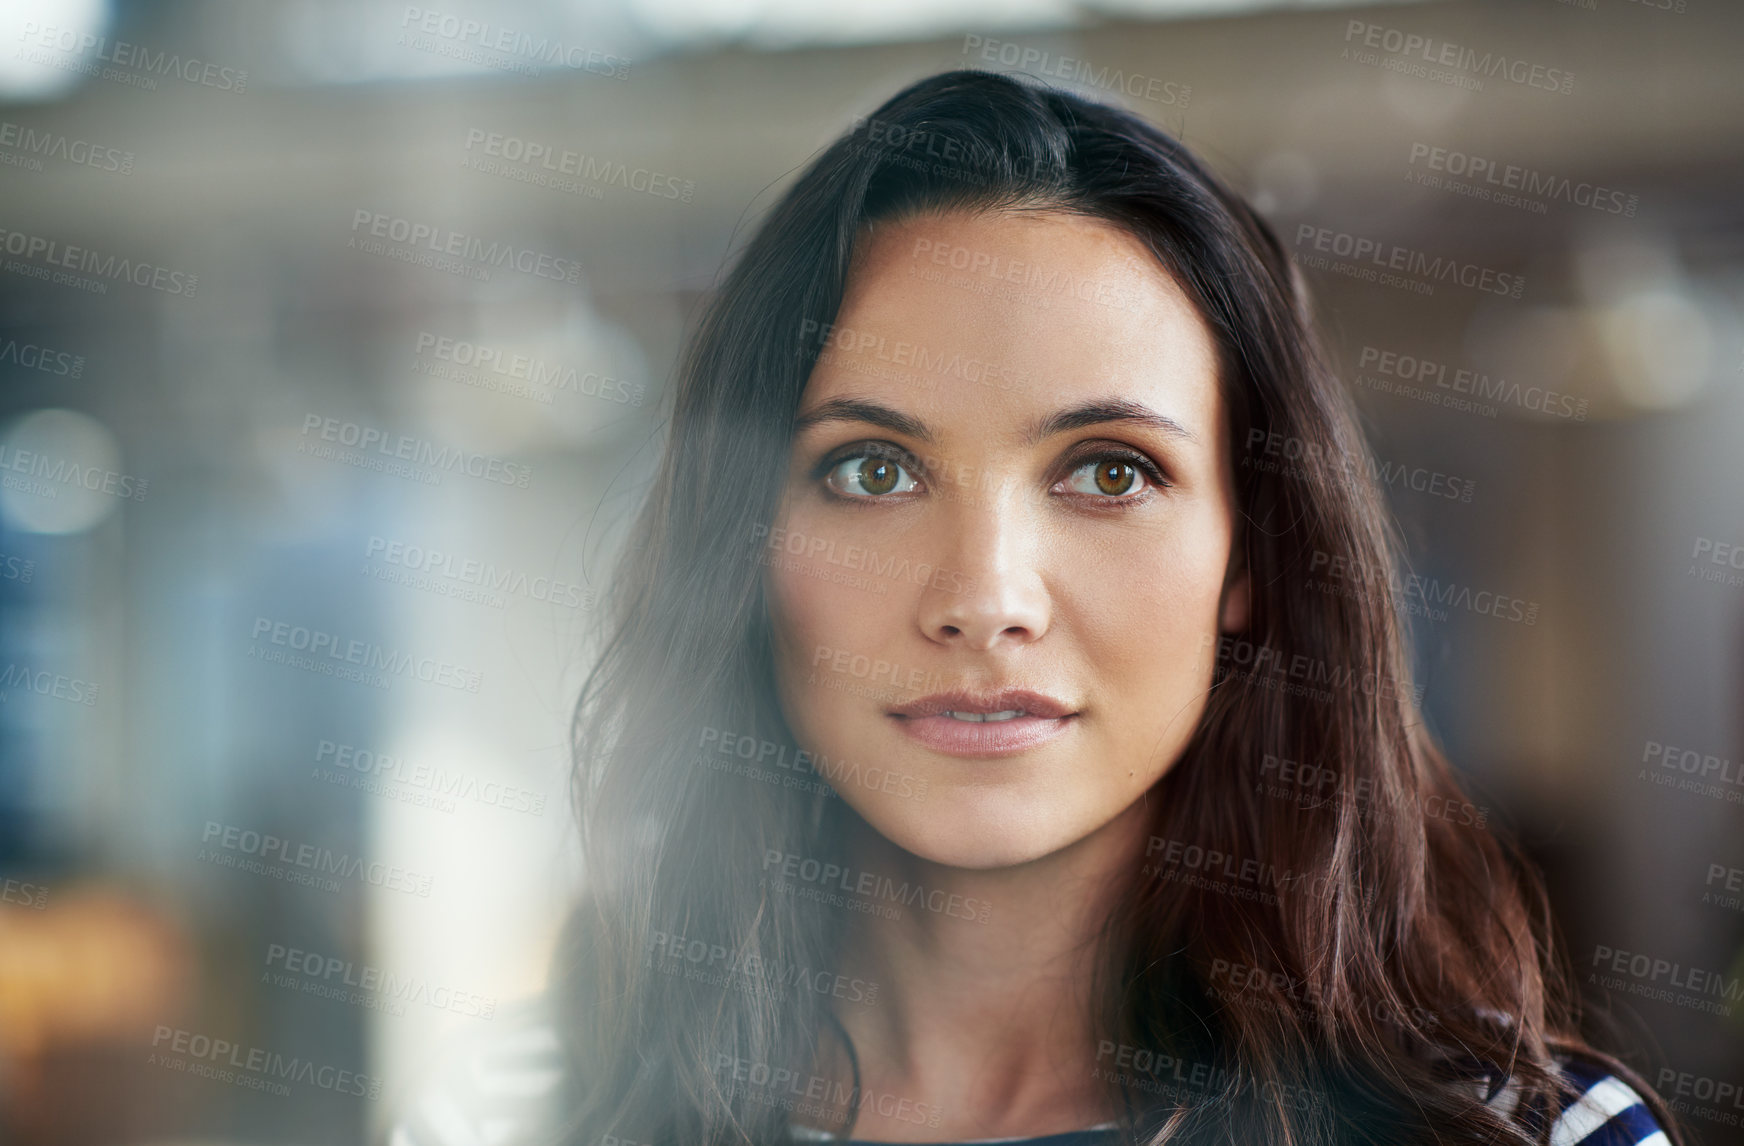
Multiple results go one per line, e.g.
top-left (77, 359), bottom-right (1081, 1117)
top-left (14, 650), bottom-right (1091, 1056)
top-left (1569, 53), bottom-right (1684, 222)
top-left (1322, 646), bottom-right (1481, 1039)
top-left (763, 208), bottom-right (1249, 870)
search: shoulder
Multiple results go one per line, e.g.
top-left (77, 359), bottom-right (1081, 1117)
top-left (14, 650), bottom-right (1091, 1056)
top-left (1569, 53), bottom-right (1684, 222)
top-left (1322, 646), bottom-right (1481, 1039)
top-left (1481, 1053), bottom-right (1672, 1146)
top-left (1542, 1055), bottom-right (1673, 1146)
top-left (386, 994), bottom-right (567, 1146)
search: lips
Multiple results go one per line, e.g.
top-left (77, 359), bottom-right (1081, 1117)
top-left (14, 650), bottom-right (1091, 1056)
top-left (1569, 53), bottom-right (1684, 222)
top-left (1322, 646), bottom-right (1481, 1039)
top-left (888, 688), bottom-right (1076, 720)
top-left (887, 688), bottom-right (1078, 758)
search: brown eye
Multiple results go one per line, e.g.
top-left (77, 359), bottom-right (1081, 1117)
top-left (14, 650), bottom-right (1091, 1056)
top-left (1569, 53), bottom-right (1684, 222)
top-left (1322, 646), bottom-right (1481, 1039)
top-left (859, 458), bottom-right (898, 495)
top-left (1060, 454), bottom-right (1157, 501)
top-left (1093, 460), bottom-right (1136, 495)
top-left (825, 452), bottom-right (920, 499)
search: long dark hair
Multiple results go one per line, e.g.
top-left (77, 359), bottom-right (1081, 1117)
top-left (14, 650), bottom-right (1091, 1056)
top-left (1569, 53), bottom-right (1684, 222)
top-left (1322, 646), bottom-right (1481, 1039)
top-left (555, 68), bottom-right (1682, 1146)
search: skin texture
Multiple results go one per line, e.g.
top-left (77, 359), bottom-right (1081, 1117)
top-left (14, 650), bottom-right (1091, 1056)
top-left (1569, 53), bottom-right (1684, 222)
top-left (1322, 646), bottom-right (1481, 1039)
top-left (761, 208), bottom-right (1250, 1139)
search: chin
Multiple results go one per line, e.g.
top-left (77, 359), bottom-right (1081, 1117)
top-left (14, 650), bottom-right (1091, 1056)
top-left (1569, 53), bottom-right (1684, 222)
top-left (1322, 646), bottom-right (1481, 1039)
top-left (856, 790), bottom-right (1079, 872)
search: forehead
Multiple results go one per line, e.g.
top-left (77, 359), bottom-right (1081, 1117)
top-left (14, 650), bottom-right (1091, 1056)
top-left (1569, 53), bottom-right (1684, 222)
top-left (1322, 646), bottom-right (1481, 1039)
top-left (806, 209), bottom-right (1223, 442)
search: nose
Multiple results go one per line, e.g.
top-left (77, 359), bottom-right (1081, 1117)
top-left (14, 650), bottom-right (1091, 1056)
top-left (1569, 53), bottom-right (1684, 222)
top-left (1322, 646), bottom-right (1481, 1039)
top-left (916, 494), bottom-right (1052, 651)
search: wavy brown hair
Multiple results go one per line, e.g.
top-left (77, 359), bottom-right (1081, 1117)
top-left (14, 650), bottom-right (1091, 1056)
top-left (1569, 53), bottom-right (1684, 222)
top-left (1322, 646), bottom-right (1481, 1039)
top-left (553, 68), bottom-right (1682, 1146)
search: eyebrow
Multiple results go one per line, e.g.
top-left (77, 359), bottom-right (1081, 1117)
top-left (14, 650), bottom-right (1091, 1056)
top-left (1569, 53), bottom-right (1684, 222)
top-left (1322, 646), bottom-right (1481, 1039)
top-left (791, 396), bottom-right (1198, 447)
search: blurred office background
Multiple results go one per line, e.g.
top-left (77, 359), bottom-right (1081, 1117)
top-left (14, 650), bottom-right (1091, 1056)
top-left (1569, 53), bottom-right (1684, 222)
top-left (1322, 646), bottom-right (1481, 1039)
top-left (0, 0), bottom-right (1741, 1141)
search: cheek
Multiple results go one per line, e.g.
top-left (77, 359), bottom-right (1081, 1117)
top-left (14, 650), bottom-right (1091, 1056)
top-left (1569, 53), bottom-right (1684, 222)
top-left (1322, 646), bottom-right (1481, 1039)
top-left (763, 554), bottom-right (888, 717)
top-left (1058, 518), bottom-right (1230, 697)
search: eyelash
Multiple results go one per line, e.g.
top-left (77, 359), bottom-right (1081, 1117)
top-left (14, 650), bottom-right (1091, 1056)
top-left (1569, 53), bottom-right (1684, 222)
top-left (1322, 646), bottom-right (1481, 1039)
top-left (815, 441), bottom-right (1172, 509)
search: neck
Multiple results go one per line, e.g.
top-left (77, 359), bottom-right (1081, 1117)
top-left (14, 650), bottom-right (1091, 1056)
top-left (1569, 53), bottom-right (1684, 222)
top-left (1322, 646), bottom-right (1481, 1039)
top-left (811, 796), bottom-right (1153, 1140)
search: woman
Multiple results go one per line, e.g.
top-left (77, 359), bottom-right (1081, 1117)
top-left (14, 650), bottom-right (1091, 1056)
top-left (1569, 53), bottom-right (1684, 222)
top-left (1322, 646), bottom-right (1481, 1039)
top-left (391, 69), bottom-right (1679, 1146)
